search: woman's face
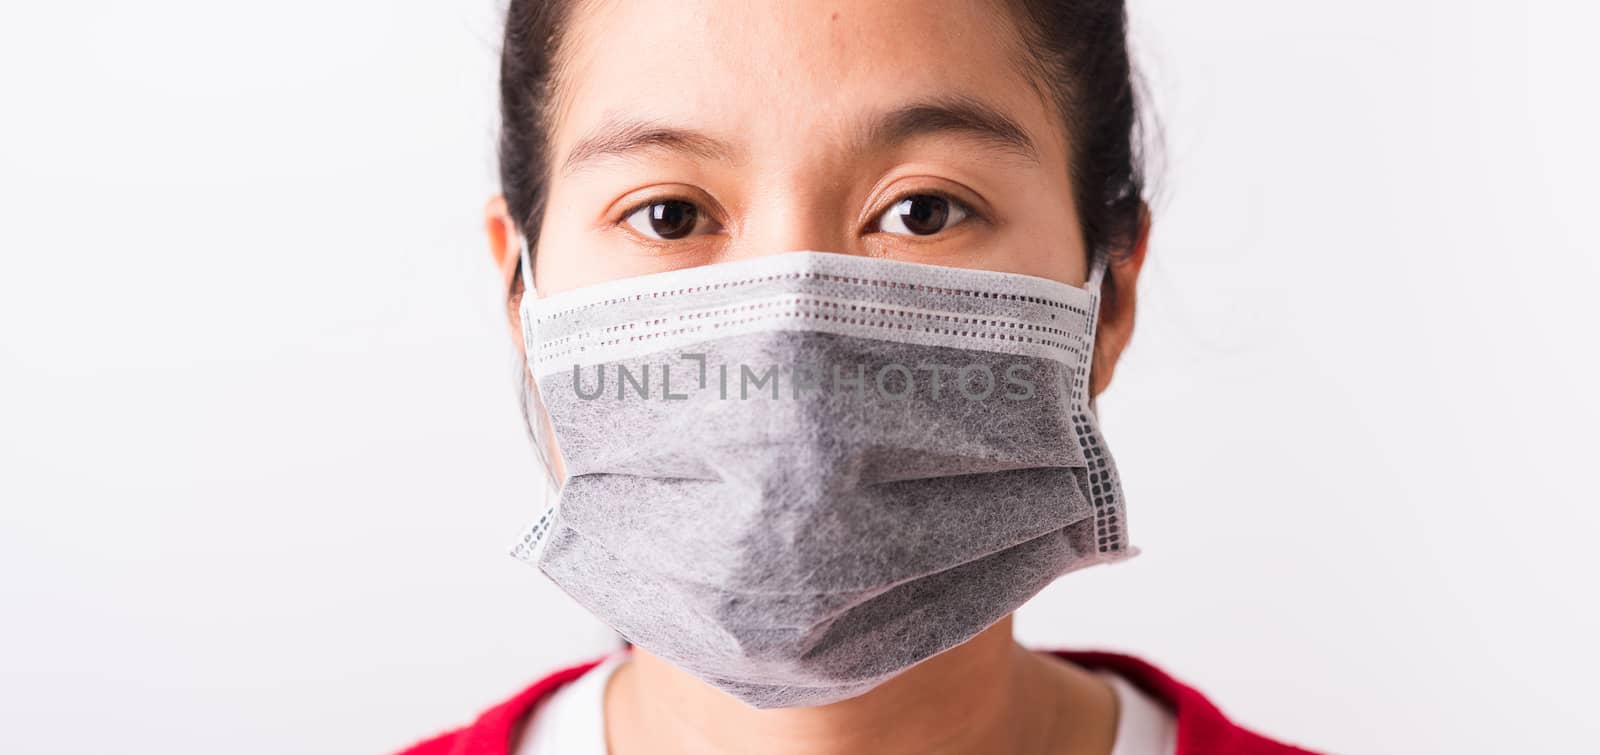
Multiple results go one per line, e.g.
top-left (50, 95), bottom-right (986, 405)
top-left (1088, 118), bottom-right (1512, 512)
top-left (523, 0), bottom-right (1089, 296)
top-left (487, 0), bottom-right (1144, 475)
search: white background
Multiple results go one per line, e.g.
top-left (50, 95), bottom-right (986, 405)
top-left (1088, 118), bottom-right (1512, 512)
top-left (1, 2), bottom-right (1596, 753)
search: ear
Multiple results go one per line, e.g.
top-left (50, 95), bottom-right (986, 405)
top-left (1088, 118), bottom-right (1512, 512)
top-left (1089, 208), bottom-right (1150, 399)
top-left (485, 194), bottom-right (525, 337)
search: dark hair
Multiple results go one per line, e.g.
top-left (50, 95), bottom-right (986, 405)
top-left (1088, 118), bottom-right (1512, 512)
top-left (498, 0), bottom-right (1147, 293)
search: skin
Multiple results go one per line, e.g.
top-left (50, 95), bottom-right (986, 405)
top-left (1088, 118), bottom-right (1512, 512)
top-left (483, 1), bottom-right (1149, 753)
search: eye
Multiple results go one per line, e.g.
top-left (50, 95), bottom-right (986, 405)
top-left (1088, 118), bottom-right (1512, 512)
top-left (623, 199), bottom-right (714, 240)
top-left (874, 194), bottom-right (971, 237)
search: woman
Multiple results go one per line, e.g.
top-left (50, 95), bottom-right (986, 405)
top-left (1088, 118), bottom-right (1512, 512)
top-left (402, 1), bottom-right (1320, 753)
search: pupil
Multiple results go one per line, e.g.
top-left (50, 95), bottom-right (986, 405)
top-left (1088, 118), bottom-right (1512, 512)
top-left (899, 195), bottom-right (949, 235)
top-left (649, 200), bottom-right (697, 239)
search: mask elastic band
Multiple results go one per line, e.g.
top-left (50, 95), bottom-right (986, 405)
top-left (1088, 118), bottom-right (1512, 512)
top-left (1081, 251), bottom-right (1112, 414)
top-left (518, 234), bottom-right (536, 295)
top-left (1087, 250), bottom-right (1110, 293)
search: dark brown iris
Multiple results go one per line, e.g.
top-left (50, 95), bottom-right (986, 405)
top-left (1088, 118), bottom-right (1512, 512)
top-left (891, 195), bottom-right (950, 235)
top-left (647, 200), bottom-right (698, 239)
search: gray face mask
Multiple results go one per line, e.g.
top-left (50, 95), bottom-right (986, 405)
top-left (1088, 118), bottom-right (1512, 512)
top-left (510, 247), bottom-right (1132, 709)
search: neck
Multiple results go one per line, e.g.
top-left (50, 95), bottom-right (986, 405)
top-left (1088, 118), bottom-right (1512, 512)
top-left (602, 616), bottom-right (1118, 755)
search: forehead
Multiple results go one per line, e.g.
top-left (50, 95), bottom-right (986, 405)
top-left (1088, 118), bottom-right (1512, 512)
top-left (551, 0), bottom-right (1062, 160)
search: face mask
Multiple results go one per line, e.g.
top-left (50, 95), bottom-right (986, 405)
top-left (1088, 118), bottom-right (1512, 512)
top-left (510, 244), bottom-right (1132, 709)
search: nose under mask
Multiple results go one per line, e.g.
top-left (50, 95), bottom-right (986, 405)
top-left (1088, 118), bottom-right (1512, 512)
top-left (510, 248), bottom-right (1133, 708)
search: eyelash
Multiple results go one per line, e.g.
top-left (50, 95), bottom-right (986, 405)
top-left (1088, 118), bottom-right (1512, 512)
top-left (870, 189), bottom-right (982, 232)
top-left (616, 194), bottom-right (713, 219)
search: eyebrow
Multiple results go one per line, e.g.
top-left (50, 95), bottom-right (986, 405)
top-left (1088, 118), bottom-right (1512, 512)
top-left (559, 96), bottom-right (1038, 175)
top-left (864, 97), bottom-right (1039, 163)
top-left (561, 119), bottom-right (738, 175)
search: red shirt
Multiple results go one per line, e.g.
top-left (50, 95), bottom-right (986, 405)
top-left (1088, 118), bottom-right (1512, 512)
top-left (397, 650), bottom-right (1321, 755)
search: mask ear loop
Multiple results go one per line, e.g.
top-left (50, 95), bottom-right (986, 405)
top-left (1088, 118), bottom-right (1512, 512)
top-left (1083, 250), bottom-right (1111, 416)
top-left (518, 233), bottom-right (537, 296)
top-left (1087, 249), bottom-right (1109, 293)
top-left (514, 234), bottom-right (564, 503)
